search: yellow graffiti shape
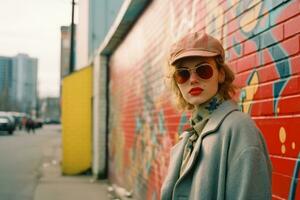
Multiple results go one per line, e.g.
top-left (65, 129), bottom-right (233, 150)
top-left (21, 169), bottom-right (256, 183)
top-left (242, 71), bottom-right (259, 113)
top-left (292, 142), bottom-right (296, 150)
top-left (279, 127), bottom-right (286, 154)
top-left (240, 0), bottom-right (263, 32)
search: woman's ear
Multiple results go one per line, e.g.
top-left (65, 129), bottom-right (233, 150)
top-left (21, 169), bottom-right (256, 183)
top-left (218, 68), bottom-right (225, 83)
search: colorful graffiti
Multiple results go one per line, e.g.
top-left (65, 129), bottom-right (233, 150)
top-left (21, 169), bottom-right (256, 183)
top-left (109, 0), bottom-right (300, 199)
top-left (229, 1), bottom-right (299, 199)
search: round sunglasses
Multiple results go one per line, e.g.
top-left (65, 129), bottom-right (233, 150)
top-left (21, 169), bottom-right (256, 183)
top-left (173, 63), bottom-right (214, 84)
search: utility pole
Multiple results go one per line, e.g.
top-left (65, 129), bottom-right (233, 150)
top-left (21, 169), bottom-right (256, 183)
top-left (69, 0), bottom-right (75, 73)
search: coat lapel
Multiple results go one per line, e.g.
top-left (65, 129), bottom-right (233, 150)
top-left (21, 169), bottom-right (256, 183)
top-left (179, 100), bottom-right (239, 178)
top-left (168, 131), bottom-right (191, 180)
top-left (161, 131), bottom-right (191, 200)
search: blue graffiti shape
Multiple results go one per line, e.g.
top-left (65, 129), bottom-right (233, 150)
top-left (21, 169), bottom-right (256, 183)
top-left (262, 32), bottom-right (291, 115)
top-left (289, 152), bottom-right (300, 200)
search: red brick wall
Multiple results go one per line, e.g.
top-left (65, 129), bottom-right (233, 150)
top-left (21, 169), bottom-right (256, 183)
top-left (108, 0), bottom-right (300, 199)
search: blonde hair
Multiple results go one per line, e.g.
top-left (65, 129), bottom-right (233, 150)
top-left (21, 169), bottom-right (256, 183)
top-left (166, 55), bottom-right (237, 111)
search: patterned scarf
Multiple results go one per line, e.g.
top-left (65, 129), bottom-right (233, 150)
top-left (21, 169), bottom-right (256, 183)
top-left (180, 94), bottom-right (224, 176)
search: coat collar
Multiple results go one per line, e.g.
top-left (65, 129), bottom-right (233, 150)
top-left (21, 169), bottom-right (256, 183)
top-left (177, 100), bottom-right (239, 179)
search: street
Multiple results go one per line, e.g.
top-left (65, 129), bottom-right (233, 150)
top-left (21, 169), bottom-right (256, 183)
top-left (0, 125), bottom-right (61, 200)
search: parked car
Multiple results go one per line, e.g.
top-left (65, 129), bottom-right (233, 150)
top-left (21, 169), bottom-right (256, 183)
top-left (44, 118), bottom-right (61, 124)
top-left (0, 116), bottom-right (14, 135)
top-left (0, 111), bottom-right (16, 134)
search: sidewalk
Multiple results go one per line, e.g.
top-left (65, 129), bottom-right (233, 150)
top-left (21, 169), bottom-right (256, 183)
top-left (33, 129), bottom-right (111, 200)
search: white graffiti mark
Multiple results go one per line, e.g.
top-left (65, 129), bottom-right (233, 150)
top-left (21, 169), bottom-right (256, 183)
top-left (204, 0), bottom-right (225, 40)
top-left (169, 0), bottom-right (199, 42)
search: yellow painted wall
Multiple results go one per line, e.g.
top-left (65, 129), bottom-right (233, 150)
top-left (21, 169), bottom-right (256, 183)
top-left (61, 66), bottom-right (92, 174)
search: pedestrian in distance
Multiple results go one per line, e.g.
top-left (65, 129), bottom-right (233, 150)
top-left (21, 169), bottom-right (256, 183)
top-left (26, 118), bottom-right (35, 134)
top-left (161, 32), bottom-right (272, 200)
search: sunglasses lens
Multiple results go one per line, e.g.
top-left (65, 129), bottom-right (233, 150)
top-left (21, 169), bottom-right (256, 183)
top-left (174, 70), bottom-right (190, 84)
top-left (196, 64), bottom-right (213, 79)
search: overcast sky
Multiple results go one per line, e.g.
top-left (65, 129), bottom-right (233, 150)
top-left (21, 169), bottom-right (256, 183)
top-left (0, 0), bottom-right (73, 98)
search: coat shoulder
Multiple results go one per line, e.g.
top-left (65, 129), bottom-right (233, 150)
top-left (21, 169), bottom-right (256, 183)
top-left (220, 110), bottom-right (264, 147)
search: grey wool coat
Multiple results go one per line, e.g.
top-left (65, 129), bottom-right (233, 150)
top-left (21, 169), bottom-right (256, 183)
top-left (160, 100), bottom-right (272, 200)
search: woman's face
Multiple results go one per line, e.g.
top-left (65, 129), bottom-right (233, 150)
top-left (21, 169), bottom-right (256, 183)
top-left (174, 57), bottom-right (224, 106)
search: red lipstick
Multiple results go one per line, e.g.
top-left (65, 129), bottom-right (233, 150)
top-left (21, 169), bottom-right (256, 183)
top-left (189, 87), bottom-right (203, 96)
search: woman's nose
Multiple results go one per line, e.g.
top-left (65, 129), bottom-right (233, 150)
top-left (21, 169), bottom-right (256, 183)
top-left (189, 70), bottom-right (199, 83)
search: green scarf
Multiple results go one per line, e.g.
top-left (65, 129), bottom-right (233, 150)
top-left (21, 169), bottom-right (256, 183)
top-left (190, 93), bottom-right (224, 134)
top-left (180, 94), bottom-right (224, 176)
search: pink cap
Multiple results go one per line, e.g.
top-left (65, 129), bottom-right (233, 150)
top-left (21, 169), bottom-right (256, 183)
top-left (169, 32), bottom-right (225, 65)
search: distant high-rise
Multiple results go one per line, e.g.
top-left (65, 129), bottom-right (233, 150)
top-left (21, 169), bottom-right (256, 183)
top-left (0, 54), bottom-right (38, 114)
top-left (12, 54), bottom-right (38, 115)
top-left (0, 56), bottom-right (14, 111)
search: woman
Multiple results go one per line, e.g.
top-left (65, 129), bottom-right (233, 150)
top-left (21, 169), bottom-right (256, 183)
top-left (160, 32), bottom-right (272, 200)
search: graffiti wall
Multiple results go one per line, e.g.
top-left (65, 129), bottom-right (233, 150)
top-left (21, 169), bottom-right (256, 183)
top-left (108, 0), bottom-right (300, 199)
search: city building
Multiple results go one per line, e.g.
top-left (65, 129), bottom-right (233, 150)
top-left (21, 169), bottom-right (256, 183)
top-left (0, 54), bottom-right (38, 115)
top-left (0, 56), bottom-right (14, 111)
top-left (12, 54), bottom-right (38, 116)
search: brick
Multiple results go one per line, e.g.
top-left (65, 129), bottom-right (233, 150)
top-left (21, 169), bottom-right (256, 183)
top-left (291, 55), bottom-right (300, 75)
top-left (251, 99), bottom-right (274, 116)
top-left (278, 94), bottom-right (300, 115)
top-left (260, 24), bottom-right (284, 49)
top-left (262, 48), bottom-right (274, 65)
top-left (224, 33), bottom-right (236, 49)
top-left (235, 70), bottom-right (251, 87)
top-left (276, 59), bottom-right (292, 78)
top-left (281, 35), bottom-right (300, 56)
top-left (236, 53), bottom-right (258, 73)
top-left (226, 18), bottom-right (240, 35)
top-left (258, 63), bottom-right (279, 83)
top-left (284, 14), bottom-right (300, 38)
top-left (243, 36), bottom-right (260, 55)
top-left (254, 82), bottom-right (273, 99)
top-left (227, 46), bottom-right (241, 61)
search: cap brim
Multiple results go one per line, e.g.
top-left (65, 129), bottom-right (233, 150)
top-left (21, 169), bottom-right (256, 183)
top-left (170, 50), bottom-right (219, 65)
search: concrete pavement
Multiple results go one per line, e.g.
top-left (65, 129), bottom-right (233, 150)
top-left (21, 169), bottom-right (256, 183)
top-left (33, 125), bottom-right (111, 200)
